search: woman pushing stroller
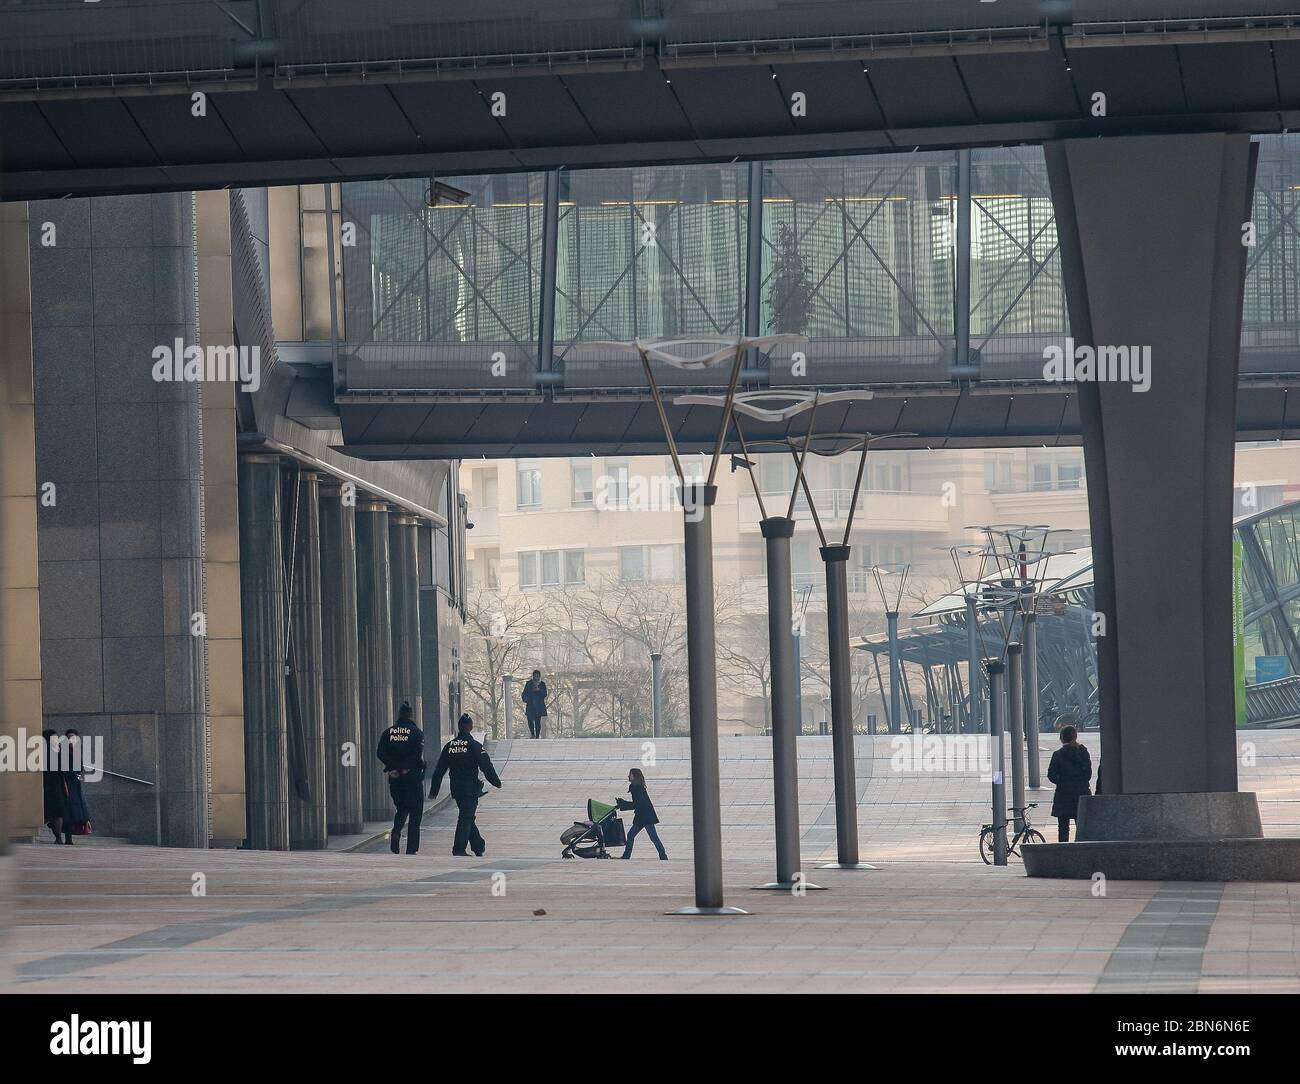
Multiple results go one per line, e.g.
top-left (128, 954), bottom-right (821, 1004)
top-left (616, 768), bottom-right (668, 861)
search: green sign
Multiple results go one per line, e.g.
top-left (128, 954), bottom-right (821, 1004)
top-left (1233, 537), bottom-right (1246, 727)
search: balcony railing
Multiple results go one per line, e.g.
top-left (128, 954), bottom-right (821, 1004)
top-left (740, 488), bottom-right (950, 532)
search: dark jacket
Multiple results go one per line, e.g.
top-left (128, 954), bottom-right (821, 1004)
top-left (60, 739), bottom-right (92, 832)
top-left (430, 731), bottom-right (502, 799)
top-left (522, 679), bottom-right (548, 718)
top-left (1047, 742), bottom-right (1093, 819)
top-left (377, 721), bottom-right (426, 781)
top-left (42, 737), bottom-right (65, 823)
top-left (616, 781), bottom-right (659, 827)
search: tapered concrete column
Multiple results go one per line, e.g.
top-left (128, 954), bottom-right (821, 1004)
top-left (319, 482), bottom-right (363, 835)
top-left (818, 544), bottom-right (874, 870)
top-left (356, 499), bottom-right (394, 822)
top-left (754, 517), bottom-right (815, 890)
top-left (966, 595), bottom-right (984, 734)
top-left (238, 455), bottom-right (289, 850)
top-left (1024, 612), bottom-right (1042, 789)
top-left (988, 660), bottom-right (1008, 865)
top-left (1046, 133), bottom-right (1255, 796)
top-left (886, 610), bottom-right (902, 734)
top-left (286, 470), bottom-right (327, 850)
top-left (389, 513), bottom-right (423, 726)
top-left (670, 483), bottom-right (745, 915)
top-left (1007, 642), bottom-right (1027, 834)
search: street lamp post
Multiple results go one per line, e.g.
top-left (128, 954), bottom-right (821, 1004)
top-left (650, 651), bottom-right (662, 739)
top-left (598, 335), bottom-right (803, 914)
top-left (717, 425), bottom-right (898, 873)
top-left (503, 673), bottom-right (515, 740)
top-left (955, 526), bottom-right (1070, 862)
top-left (684, 394), bottom-right (877, 890)
top-left (872, 565), bottom-right (911, 736)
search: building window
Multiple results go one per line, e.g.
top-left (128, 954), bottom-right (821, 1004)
top-left (619, 546), bottom-right (645, 582)
top-left (761, 454), bottom-right (796, 495)
top-left (603, 463), bottom-right (630, 508)
top-left (984, 452), bottom-right (1014, 493)
top-left (620, 544), bottom-right (681, 583)
top-left (874, 461), bottom-right (904, 492)
top-left (1029, 452), bottom-right (1085, 492)
top-left (572, 462), bottom-right (593, 505)
top-left (517, 463), bottom-right (543, 508)
top-left (520, 549), bottom-right (585, 590)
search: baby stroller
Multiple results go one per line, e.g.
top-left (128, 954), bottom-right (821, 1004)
top-left (560, 798), bottom-right (626, 859)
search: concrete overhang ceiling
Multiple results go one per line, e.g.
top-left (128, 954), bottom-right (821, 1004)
top-left (5, 2), bottom-right (1300, 199)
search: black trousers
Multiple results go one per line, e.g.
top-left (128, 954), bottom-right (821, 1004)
top-left (390, 779), bottom-right (424, 854)
top-left (453, 793), bottom-right (485, 855)
top-left (527, 712), bottom-right (542, 738)
top-left (1056, 815), bottom-right (1073, 843)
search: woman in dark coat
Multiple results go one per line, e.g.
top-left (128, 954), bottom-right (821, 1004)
top-left (41, 729), bottom-right (66, 843)
top-left (1047, 725), bottom-right (1092, 842)
top-left (59, 729), bottom-right (92, 843)
top-left (616, 768), bottom-right (667, 860)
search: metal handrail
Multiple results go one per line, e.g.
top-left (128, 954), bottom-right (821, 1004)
top-left (99, 769), bottom-right (155, 787)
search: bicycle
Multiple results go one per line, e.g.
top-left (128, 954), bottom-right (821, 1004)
top-left (979, 802), bottom-right (1046, 863)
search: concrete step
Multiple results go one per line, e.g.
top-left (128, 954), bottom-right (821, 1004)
top-left (33, 833), bottom-right (133, 847)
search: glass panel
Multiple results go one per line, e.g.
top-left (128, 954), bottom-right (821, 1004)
top-left (564, 550), bottom-right (585, 584)
top-left (519, 552), bottom-right (538, 589)
top-left (541, 551), bottom-right (561, 586)
top-left (572, 463), bottom-right (593, 505)
top-left (620, 546), bottom-right (644, 582)
top-left (517, 466), bottom-right (542, 508)
top-left (649, 544), bottom-right (676, 582)
top-left (762, 152), bottom-right (956, 383)
top-left (554, 162), bottom-right (748, 351)
top-left (969, 146), bottom-right (1067, 338)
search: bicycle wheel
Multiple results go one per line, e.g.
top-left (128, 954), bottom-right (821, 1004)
top-left (1021, 829), bottom-right (1046, 847)
top-left (979, 827), bottom-right (995, 864)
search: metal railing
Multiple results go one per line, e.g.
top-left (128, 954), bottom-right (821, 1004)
top-left (1245, 674), bottom-right (1300, 726)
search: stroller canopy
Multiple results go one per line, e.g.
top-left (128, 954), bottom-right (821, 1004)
top-left (588, 798), bottom-right (617, 823)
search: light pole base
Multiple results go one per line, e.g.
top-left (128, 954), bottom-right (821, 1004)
top-left (750, 880), bottom-right (827, 891)
top-left (817, 861), bottom-right (879, 871)
top-left (664, 905), bottom-right (751, 916)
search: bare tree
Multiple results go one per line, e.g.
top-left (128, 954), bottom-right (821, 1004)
top-left (714, 581), bottom-right (772, 734)
top-left (461, 586), bottom-right (550, 738)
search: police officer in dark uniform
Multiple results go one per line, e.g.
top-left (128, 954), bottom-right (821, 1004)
top-left (377, 702), bottom-right (426, 855)
top-left (429, 713), bottom-right (502, 856)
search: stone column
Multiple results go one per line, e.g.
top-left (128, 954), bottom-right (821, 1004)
top-left (286, 469), bottom-right (327, 849)
top-left (355, 498), bottom-right (393, 822)
top-left (238, 454), bottom-right (288, 850)
top-left (1045, 133), bottom-right (1254, 796)
top-left (389, 512), bottom-right (423, 726)
top-left (320, 481), bottom-right (363, 835)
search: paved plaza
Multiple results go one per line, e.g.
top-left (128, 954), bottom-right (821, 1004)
top-left (3, 733), bottom-right (1299, 994)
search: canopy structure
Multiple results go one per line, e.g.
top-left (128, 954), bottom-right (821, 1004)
top-left (858, 499), bottom-right (1300, 733)
top-left (913, 548), bottom-right (1095, 621)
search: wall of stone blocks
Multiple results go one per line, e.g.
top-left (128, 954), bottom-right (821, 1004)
top-left (29, 193), bottom-right (209, 847)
